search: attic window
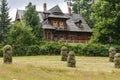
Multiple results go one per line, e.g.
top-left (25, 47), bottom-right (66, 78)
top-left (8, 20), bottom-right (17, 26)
top-left (53, 12), bottom-right (63, 15)
top-left (76, 20), bottom-right (83, 28)
top-left (80, 24), bottom-right (84, 29)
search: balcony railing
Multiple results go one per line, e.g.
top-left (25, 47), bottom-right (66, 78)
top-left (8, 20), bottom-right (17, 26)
top-left (61, 40), bottom-right (89, 43)
top-left (46, 39), bottom-right (89, 43)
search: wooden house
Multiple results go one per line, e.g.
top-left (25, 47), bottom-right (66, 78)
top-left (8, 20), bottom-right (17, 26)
top-left (15, 3), bottom-right (92, 43)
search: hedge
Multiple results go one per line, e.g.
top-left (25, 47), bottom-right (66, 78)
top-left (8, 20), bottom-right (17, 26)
top-left (0, 42), bottom-right (120, 57)
top-left (0, 47), bottom-right (2, 57)
top-left (12, 41), bottom-right (65, 56)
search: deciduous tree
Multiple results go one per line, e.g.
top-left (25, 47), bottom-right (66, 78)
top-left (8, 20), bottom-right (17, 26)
top-left (90, 0), bottom-right (120, 44)
top-left (7, 21), bottom-right (36, 46)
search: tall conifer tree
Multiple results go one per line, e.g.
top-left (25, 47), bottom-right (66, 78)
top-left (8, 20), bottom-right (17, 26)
top-left (23, 2), bottom-right (43, 40)
top-left (0, 0), bottom-right (11, 42)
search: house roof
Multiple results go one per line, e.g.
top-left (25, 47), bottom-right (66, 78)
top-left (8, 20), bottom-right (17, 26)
top-left (43, 24), bottom-right (55, 29)
top-left (15, 10), bottom-right (24, 20)
top-left (44, 5), bottom-right (63, 14)
top-left (66, 19), bottom-right (91, 32)
top-left (48, 14), bottom-right (69, 19)
top-left (15, 5), bottom-right (92, 33)
top-left (44, 5), bottom-right (69, 19)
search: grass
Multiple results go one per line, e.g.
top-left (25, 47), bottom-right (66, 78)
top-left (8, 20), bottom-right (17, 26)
top-left (0, 56), bottom-right (120, 80)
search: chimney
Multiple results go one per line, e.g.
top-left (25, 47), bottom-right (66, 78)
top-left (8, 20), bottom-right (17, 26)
top-left (33, 5), bottom-right (36, 10)
top-left (43, 3), bottom-right (47, 11)
top-left (68, 7), bottom-right (72, 16)
top-left (25, 6), bottom-right (27, 10)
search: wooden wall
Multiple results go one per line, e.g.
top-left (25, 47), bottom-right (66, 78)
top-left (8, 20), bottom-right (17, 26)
top-left (44, 29), bottom-right (91, 43)
top-left (49, 18), bottom-right (67, 30)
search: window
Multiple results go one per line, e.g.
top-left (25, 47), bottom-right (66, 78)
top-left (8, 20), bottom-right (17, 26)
top-left (75, 20), bottom-right (82, 28)
top-left (54, 34), bottom-right (58, 41)
top-left (60, 21), bottom-right (64, 29)
top-left (76, 23), bottom-right (80, 27)
top-left (47, 32), bottom-right (51, 40)
top-left (53, 20), bottom-right (58, 27)
top-left (68, 35), bottom-right (74, 40)
top-left (60, 34), bottom-right (64, 40)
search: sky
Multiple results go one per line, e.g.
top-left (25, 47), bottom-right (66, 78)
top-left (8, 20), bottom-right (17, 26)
top-left (7, 0), bottom-right (68, 21)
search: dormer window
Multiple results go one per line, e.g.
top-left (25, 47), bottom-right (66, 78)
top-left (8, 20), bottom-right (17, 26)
top-left (75, 20), bottom-right (83, 28)
top-left (76, 23), bottom-right (80, 27)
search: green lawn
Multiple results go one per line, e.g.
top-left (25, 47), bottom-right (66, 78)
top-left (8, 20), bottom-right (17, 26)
top-left (0, 56), bottom-right (120, 80)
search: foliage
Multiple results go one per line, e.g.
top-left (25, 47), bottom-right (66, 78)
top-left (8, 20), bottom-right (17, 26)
top-left (6, 42), bottom-right (109, 57)
top-left (90, 0), bottom-right (120, 44)
top-left (27, 45), bottom-right (41, 56)
top-left (0, 0), bottom-right (11, 42)
top-left (23, 2), bottom-right (43, 40)
top-left (0, 47), bottom-right (2, 57)
top-left (0, 43), bottom-right (3, 57)
top-left (83, 43), bottom-right (108, 56)
top-left (12, 41), bottom-right (64, 56)
top-left (6, 21), bottom-right (36, 46)
top-left (1, 41), bottom-right (120, 57)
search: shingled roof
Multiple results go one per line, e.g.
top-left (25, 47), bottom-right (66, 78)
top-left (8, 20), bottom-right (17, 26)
top-left (44, 5), bottom-right (63, 14)
top-left (15, 5), bottom-right (92, 33)
top-left (15, 10), bottom-right (24, 20)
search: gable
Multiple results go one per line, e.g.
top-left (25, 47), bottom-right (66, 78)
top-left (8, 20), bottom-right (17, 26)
top-left (44, 5), bottom-right (64, 15)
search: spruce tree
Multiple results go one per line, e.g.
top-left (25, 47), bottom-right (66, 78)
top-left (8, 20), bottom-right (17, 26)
top-left (0, 0), bottom-right (11, 42)
top-left (23, 2), bottom-right (43, 40)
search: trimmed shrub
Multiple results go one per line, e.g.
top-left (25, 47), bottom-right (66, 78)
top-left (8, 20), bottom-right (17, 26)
top-left (61, 46), bottom-right (68, 61)
top-left (27, 45), bottom-right (40, 56)
top-left (0, 44), bottom-right (3, 57)
top-left (83, 44), bottom-right (108, 56)
top-left (6, 41), bottom-right (120, 57)
top-left (3, 44), bottom-right (12, 64)
top-left (109, 47), bottom-right (116, 62)
top-left (39, 41), bottom-right (65, 55)
top-left (67, 51), bottom-right (76, 67)
top-left (13, 45), bottom-right (28, 56)
top-left (114, 53), bottom-right (120, 68)
top-left (113, 45), bottom-right (120, 53)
